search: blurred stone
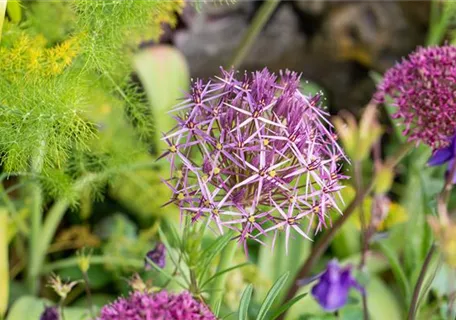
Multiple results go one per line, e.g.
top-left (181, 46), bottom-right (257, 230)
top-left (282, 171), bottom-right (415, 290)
top-left (171, 1), bottom-right (429, 112)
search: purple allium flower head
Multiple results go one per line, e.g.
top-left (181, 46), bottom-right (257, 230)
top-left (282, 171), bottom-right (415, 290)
top-left (374, 45), bottom-right (456, 149)
top-left (98, 290), bottom-right (216, 320)
top-left (162, 68), bottom-right (347, 253)
top-left (311, 260), bottom-right (363, 312)
top-left (428, 134), bottom-right (456, 183)
top-left (144, 242), bottom-right (166, 270)
top-left (40, 306), bottom-right (59, 320)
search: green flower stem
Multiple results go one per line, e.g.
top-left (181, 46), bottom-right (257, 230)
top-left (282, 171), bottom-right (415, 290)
top-left (407, 244), bottom-right (437, 320)
top-left (208, 239), bottom-right (238, 313)
top-left (0, 208), bottom-right (8, 318)
top-left (27, 141), bottom-right (46, 294)
top-left (0, 0), bottom-right (6, 42)
top-left (227, 0), bottom-right (281, 69)
top-left (278, 142), bottom-right (414, 320)
top-left (42, 256), bottom-right (144, 273)
top-left (30, 173), bottom-right (102, 287)
top-left (32, 161), bottom-right (158, 283)
top-left (426, 0), bottom-right (456, 45)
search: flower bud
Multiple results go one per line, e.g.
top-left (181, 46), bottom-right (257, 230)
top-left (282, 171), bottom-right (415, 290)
top-left (333, 104), bottom-right (382, 162)
top-left (428, 217), bottom-right (456, 267)
top-left (77, 248), bottom-right (92, 274)
top-left (374, 164), bottom-right (394, 194)
top-left (47, 274), bottom-right (80, 300)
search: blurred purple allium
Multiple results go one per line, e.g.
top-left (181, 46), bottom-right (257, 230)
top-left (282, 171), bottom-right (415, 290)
top-left (374, 45), bottom-right (456, 149)
top-left (144, 242), bottom-right (166, 270)
top-left (311, 260), bottom-right (363, 312)
top-left (40, 306), bottom-right (59, 320)
top-left (161, 68), bottom-right (347, 253)
top-left (98, 290), bottom-right (215, 320)
top-left (428, 134), bottom-right (456, 183)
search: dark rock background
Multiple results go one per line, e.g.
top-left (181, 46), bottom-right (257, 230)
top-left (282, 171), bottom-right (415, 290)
top-left (163, 1), bottom-right (429, 113)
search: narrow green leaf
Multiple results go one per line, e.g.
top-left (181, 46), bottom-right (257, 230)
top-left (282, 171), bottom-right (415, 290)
top-left (133, 45), bottom-right (189, 147)
top-left (201, 262), bottom-right (250, 289)
top-left (269, 293), bottom-right (307, 320)
top-left (0, 208), bottom-right (8, 318)
top-left (256, 272), bottom-right (290, 320)
top-left (159, 219), bottom-right (181, 248)
top-left (145, 257), bottom-right (187, 289)
top-left (0, 0), bottom-right (7, 42)
top-left (211, 299), bottom-right (222, 318)
top-left (376, 241), bottom-right (411, 301)
top-left (6, 0), bottom-right (21, 23)
top-left (198, 231), bottom-right (234, 283)
top-left (239, 284), bottom-right (253, 320)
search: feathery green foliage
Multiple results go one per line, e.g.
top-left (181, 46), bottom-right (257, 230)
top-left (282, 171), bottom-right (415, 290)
top-left (0, 0), bottom-right (183, 199)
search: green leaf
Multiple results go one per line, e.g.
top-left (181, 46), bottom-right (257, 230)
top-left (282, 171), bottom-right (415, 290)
top-left (256, 230), bottom-right (310, 302)
top-left (145, 256), bottom-right (188, 289)
top-left (159, 219), bottom-right (181, 249)
top-left (0, 208), bottom-right (7, 317)
top-left (339, 305), bottom-right (364, 320)
top-left (6, 296), bottom-right (89, 320)
top-left (134, 45), bottom-right (189, 147)
top-left (239, 284), bottom-right (253, 320)
top-left (256, 272), bottom-right (290, 320)
top-left (201, 262), bottom-right (250, 289)
top-left (198, 231), bottom-right (234, 283)
top-left (6, 0), bottom-right (21, 23)
top-left (376, 241), bottom-right (411, 301)
top-left (367, 277), bottom-right (403, 320)
top-left (270, 293), bottom-right (307, 320)
top-left (0, 1), bottom-right (6, 42)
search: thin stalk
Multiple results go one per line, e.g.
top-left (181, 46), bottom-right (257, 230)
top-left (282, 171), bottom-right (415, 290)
top-left (208, 240), bottom-right (238, 313)
top-left (279, 142), bottom-right (414, 320)
top-left (27, 140), bottom-right (46, 294)
top-left (408, 150), bottom-right (456, 318)
top-left (227, 0), bottom-right (280, 69)
top-left (0, 208), bottom-right (8, 318)
top-left (81, 272), bottom-right (95, 319)
top-left (42, 255), bottom-right (144, 273)
top-left (407, 245), bottom-right (436, 320)
top-left (59, 299), bottom-right (66, 320)
top-left (30, 173), bottom-right (102, 284)
top-left (354, 161), bottom-right (369, 320)
top-left (437, 159), bottom-right (456, 224)
top-left (0, 0), bottom-right (6, 42)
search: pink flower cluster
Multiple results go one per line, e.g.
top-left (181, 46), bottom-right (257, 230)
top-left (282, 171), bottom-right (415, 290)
top-left (98, 291), bottom-right (215, 320)
top-left (162, 68), bottom-right (347, 253)
top-left (375, 45), bottom-right (456, 149)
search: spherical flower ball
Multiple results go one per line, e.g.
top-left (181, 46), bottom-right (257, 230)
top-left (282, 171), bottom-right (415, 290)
top-left (161, 68), bottom-right (348, 253)
top-left (374, 45), bottom-right (456, 149)
top-left (98, 291), bottom-right (216, 320)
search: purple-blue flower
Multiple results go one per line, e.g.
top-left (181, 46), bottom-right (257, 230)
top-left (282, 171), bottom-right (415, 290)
top-left (428, 134), bottom-right (456, 183)
top-left (144, 242), bottom-right (166, 270)
top-left (311, 260), bottom-right (363, 312)
top-left (98, 290), bottom-right (216, 320)
top-left (40, 306), bottom-right (59, 320)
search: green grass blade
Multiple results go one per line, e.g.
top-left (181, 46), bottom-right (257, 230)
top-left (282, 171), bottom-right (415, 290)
top-left (269, 293), bottom-right (307, 320)
top-left (239, 284), bottom-right (253, 320)
top-left (201, 262), bottom-right (250, 289)
top-left (376, 241), bottom-right (411, 301)
top-left (256, 272), bottom-right (289, 320)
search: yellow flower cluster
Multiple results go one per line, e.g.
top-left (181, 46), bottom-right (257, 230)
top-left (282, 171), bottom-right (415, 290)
top-left (0, 32), bottom-right (80, 80)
